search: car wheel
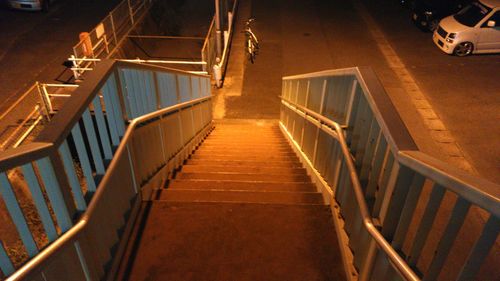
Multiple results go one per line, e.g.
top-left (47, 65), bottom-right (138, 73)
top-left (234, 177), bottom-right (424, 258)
top-left (41, 0), bottom-right (50, 12)
top-left (453, 42), bottom-right (474, 57)
top-left (428, 19), bottom-right (439, 32)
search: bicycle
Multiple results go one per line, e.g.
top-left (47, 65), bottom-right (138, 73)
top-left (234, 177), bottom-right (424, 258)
top-left (244, 18), bottom-right (259, 63)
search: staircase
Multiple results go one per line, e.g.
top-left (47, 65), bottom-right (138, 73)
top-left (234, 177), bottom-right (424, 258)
top-left (120, 120), bottom-right (346, 280)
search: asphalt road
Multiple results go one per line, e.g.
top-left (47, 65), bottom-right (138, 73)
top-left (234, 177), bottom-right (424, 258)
top-left (0, 0), bottom-right (121, 112)
top-left (361, 0), bottom-right (500, 185)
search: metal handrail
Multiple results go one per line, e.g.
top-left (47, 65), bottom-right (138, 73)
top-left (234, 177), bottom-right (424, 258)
top-left (282, 98), bottom-right (420, 281)
top-left (6, 96), bottom-right (211, 281)
top-left (201, 17), bottom-right (215, 58)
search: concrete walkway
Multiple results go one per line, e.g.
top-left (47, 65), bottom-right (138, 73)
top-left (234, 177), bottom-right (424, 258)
top-left (215, 0), bottom-right (499, 190)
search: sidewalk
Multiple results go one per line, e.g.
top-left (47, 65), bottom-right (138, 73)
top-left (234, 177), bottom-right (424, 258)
top-left (215, 0), bottom-right (498, 189)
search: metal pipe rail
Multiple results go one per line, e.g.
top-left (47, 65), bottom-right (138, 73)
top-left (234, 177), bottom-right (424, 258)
top-left (281, 67), bottom-right (500, 281)
top-left (281, 99), bottom-right (420, 281)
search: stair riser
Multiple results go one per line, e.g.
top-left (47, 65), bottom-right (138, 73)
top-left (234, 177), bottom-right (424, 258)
top-left (198, 144), bottom-right (293, 150)
top-left (159, 190), bottom-right (324, 205)
top-left (186, 159), bottom-right (303, 168)
top-left (177, 172), bottom-right (311, 182)
top-left (168, 180), bottom-right (317, 192)
top-left (181, 165), bottom-right (308, 175)
top-left (192, 150), bottom-right (297, 157)
top-left (190, 154), bottom-right (299, 161)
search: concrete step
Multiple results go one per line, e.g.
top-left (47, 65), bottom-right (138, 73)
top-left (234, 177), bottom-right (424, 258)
top-left (197, 143), bottom-right (293, 151)
top-left (200, 139), bottom-right (288, 146)
top-left (168, 179), bottom-right (318, 192)
top-left (186, 159), bottom-right (303, 168)
top-left (181, 164), bottom-right (308, 175)
top-left (123, 202), bottom-right (345, 280)
top-left (158, 189), bottom-right (324, 205)
top-left (176, 172), bottom-right (311, 182)
top-left (190, 153), bottom-right (298, 162)
top-left (204, 137), bottom-right (287, 144)
top-left (192, 149), bottom-right (297, 158)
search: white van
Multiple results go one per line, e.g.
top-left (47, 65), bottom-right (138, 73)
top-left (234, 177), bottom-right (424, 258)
top-left (7, 0), bottom-right (52, 11)
top-left (433, 0), bottom-right (500, 56)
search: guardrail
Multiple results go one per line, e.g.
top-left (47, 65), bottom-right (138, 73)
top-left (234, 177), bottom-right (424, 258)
top-left (0, 60), bottom-right (212, 280)
top-left (71, 0), bottom-right (154, 79)
top-left (201, 17), bottom-right (217, 74)
top-left (213, 0), bottom-right (238, 87)
top-left (280, 67), bottom-right (499, 281)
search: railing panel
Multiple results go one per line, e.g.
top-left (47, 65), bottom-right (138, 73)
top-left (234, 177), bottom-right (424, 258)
top-left (306, 77), bottom-right (324, 113)
top-left (408, 183), bottom-right (446, 266)
top-left (184, 107), bottom-right (196, 144)
top-left (82, 109), bottom-right (106, 175)
top-left (424, 198), bottom-right (471, 281)
top-left (191, 76), bottom-right (201, 99)
top-left (157, 72), bottom-right (178, 107)
top-left (457, 215), bottom-right (500, 281)
top-left (70, 124), bottom-right (97, 193)
top-left (101, 74), bottom-right (125, 146)
top-left (323, 75), bottom-right (356, 124)
top-left (178, 75), bottom-right (192, 103)
top-left (21, 164), bottom-right (58, 241)
top-left (92, 95), bottom-right (113, 160)
top-left (0, 242), bottom-right (14, 276)
top-left (36, 157), bottom-right (73, 233)
top-left (0, 173), bottom-right (38, 257)
top-left (58, 141), bottom-right (87, 212)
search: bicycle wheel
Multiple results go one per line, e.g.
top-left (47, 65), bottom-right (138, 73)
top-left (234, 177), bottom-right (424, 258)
top-left (247, 39), bottom-right (254, 63)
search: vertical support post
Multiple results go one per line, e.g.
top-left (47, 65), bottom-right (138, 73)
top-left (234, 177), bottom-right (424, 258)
top-left (0, 173), bottom-right (38, 257)
top-left (345, 79), bottom-right (358, 126)
top-left (215, 0), bottom-right (223, 59)
top-left (128, 0), bottom-right (134, 24)
top-left (37, 156), bottom-right (75, 232)
top-left (110, 13), bottom-right (118, 46)
top-left (71, 54), bottom-right (81, 81)
top-left (0, 241), bottom-right (14, 276)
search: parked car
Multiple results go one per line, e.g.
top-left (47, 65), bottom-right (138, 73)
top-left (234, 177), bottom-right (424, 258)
top-left (433, 0), bottom-right (500, 56)
top-left (411, 0), bottom-right (472, 31)
top-left (7, 0), bottom-right (52, 11)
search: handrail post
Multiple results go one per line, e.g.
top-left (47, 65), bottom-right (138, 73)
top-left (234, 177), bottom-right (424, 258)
top-left (215, 0), bottom-right (223, 60)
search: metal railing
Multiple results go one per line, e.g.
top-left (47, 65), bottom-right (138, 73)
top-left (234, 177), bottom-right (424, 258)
top-left (201, 17), bottom-right (217, 74)
top-left (0, 60), bottom-right (212, 280)
top-left (71, 0), bottom-right (154, 79)
top-left (0, 84), bottom-right (47, 152)
top-left (280, 67), bottom-right (499, 281)
top-left (213, 0), bottom-right (239, 87)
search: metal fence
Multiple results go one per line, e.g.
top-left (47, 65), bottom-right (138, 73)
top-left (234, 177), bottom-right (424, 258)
top-left (0, 60), bottom-right (212, 280)
top-left (0, 84), bottom-right (80, 152)
top-left (71, 0), bottom-right (154, 79)
top-left (201, 17), bottom-right (217, 74)
top-left (280, 67), bottom-right (499, 281)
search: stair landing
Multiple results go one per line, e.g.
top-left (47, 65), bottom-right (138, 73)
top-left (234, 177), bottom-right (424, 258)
top-left (119, 120), bottom-right (345, 280)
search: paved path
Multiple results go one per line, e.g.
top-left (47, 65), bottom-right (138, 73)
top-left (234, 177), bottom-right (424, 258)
top-left (216, 0), bottom-right (500, 189)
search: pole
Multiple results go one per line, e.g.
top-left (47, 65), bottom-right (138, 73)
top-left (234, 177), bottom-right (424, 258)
top-left (215, 0), bottom-right (223, 60)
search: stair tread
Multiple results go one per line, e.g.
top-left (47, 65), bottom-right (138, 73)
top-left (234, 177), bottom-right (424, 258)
top-left (177, 172), bottom-right (311, 182)
top-left (181, 164), bottom-right (307, 175)
top-left (124, 202), bottom-right (345, 281)
top-left (186, 159), bottom-right (303, 167)
top-left (168, 179), bottom-right (317, 192)
top-left (158, 189), bottom-right (325, 205)
top-left (190, 154), bottom-right (299, 161)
